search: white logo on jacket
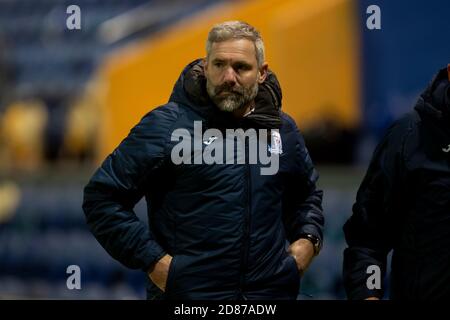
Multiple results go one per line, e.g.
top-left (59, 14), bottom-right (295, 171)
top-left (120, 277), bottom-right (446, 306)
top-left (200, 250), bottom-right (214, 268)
top-left (268, 130), bottom-right (283, 155)
top-left (203, 136), bottom-right (218, 145)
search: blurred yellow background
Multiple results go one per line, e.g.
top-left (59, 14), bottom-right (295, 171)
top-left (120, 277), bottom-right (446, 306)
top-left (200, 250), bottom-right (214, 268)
top-left (95, 0), bottom-right (360, 160)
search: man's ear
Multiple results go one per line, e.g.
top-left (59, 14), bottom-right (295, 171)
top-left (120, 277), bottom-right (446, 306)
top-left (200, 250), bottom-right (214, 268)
top-left (203, 57), bottom-right (208, 73)
top-left (258, 62), bottom-right (269, 84)
top-left (447, 63), bottom-right (450, 81)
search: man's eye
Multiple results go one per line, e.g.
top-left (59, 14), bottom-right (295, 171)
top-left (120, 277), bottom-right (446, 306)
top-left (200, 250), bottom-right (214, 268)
top-left (214, 62), bottom-right (223, 67)
top-left (235, 64), bottom-right (250, 71)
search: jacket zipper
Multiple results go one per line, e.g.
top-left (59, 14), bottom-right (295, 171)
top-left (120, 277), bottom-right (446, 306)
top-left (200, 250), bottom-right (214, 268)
top-left (239, 143), bottom-right (252, 298)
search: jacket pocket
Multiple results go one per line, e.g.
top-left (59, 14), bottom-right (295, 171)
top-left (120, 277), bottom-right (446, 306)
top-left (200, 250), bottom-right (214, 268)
top-left (287, 255), bottom-right (301, 281)
top-left (165, 255), bottom-right (179, 295)
top-left (285, 255), bottom-right (301, 297)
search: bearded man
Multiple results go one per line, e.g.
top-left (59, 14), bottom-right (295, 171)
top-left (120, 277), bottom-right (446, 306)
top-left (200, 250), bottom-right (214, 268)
top-left (83, 21), bottom-right (324, 300)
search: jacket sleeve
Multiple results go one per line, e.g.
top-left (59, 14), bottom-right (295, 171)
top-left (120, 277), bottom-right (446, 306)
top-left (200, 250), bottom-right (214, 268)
top-left (82, 106), bottom-right (178, 272)
top-left (282, 116), bottom-right (324, 245)
top-left (343, 116), bottom-right (413, 300)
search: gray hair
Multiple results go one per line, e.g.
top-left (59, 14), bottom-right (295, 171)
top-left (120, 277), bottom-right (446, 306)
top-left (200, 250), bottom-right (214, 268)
top-left (206, 21), bottom-right (265, 67)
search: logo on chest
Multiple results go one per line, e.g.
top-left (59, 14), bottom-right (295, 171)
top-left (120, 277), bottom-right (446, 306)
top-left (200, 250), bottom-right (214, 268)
top-left (171, 121), bottom-right (281, 175)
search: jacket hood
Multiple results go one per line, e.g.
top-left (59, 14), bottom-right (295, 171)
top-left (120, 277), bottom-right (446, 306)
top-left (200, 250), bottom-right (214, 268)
top-left (169, 59), bottom-right (283, 129)
top-left (415, 67), bottom-right (450, 122)
top-left (414, 67), bottom-right (450, 158)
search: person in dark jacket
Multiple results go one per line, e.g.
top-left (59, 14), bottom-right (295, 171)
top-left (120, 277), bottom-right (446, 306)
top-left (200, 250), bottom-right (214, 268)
top-left (343, 66), bottom-right (450, 300)
top-left (83, 21), bottom-right (324, 300)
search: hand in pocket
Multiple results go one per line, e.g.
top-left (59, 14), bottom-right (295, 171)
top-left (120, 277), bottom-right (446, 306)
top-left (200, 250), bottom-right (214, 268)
top-left (147, 254), bottom-right (173, 292)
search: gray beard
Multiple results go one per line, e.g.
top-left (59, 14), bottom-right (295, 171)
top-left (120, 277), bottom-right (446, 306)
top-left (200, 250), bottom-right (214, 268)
top-left (206, 80), bottom-right (259, 112)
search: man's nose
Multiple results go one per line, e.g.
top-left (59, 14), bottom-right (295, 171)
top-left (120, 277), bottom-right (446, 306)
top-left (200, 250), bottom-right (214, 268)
top-left (222, 67), bottom-right (237, 85)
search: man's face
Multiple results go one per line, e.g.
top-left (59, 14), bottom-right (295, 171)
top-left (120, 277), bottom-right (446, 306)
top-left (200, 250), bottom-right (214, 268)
top-left (204, 38), bottom-right (268, 112)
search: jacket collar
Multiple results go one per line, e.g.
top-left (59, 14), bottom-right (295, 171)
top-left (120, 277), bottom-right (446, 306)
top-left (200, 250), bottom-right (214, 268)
top-left (169, 59), bottom-right (283, 130)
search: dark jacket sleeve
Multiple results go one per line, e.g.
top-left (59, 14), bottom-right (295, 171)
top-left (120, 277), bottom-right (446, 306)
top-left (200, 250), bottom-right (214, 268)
top-left (282, 115), bottom-right (324, 245)
top-left (343, 115), bottom-right (414, 299)
top-left (82, 106), bottom-right (178, 272)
